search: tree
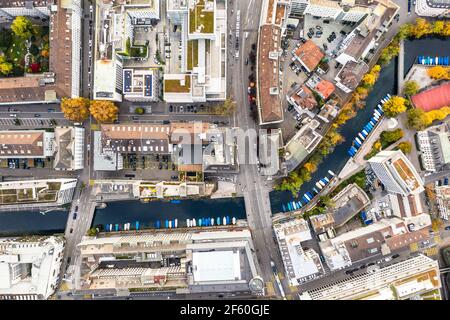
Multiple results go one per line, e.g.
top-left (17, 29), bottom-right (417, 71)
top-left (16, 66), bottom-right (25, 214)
top-left (0, 56), bottom-right (12, 75)
top-left (396, 24), bottom-right (412, 40)
top-left (10, 16), bottom-right (34, 39)
top-left (135, 107), bottom-right (145, 114)
top-left (61, 97), bottom-right (90, 122)
top-left (380, 129), bottom-right (404, 146)
top-left (397, 141), bottom-right (412, 154)
top-left (89, 100), bottom-right (119, 123)
top-left (431, 218), bottom-right (443, 232)
top-left (361, 73), bottom-right (376, 87)
top-left (216, 98), bottom-right (236, 116)
top-left (383, 96), bottom-right (407, 118)
top-left (319, 195), bottom-right (335, 209)
top-left (427, 66), bottom-right (449, 80)
top-left (432, 20), bottom-right (445, 34)
top-left (402, 80), bottom-right (419, 96)
top-left (87, 228), bottom-right (98, 237)
top-left (407, 108), bottom-right (427, 130)
top-left (29, 44), bottom-right (39, 56)
top-left (411, 18), bottom-right (432, 38)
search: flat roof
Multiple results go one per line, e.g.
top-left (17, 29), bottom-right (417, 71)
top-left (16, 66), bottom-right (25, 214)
top-left (192, 250), bottom-right (241, 282)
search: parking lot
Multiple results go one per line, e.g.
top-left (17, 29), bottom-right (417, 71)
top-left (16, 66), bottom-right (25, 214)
top-left (0, 118), bottom-right (55, 127)
top-left (303, 15), bottom-right (356, 58)
top-left (0, 157), bottom-right (53, 169)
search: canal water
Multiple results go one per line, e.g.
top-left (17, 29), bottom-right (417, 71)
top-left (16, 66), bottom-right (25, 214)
top-left (0, 38), bottom-right (448, 235)
top-left (0, 210), bottom-right (68, 236)
top-left (91, 198), bottom-right (247, 229)
top-left (269, 37), bottom-right (450, 214)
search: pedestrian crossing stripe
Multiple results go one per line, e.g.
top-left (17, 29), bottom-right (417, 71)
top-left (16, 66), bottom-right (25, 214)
top-left (265, 282), bottom-right (275, 296)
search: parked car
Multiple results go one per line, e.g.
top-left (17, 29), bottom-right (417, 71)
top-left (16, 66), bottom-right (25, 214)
top-left (34, 114), bottom-right (41, 117)
top-left (72, 213), bottom-right (77, 220)
top-left (392, 254), bottom-right (400, 259)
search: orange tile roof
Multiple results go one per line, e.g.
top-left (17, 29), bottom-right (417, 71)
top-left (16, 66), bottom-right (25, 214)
top-left (314, 79), bottom-right (335, 99)
top-left (294, 40), bottom-right (324, 72)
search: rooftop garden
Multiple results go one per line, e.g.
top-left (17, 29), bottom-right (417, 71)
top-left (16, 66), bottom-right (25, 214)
top-left (0, 16), bottom-right (49, 77)
top-left (187, 40), bottom-right (199, 71)
top-left (189, 0), bottom-right (214, 34)
top-left (164, 75), bottom-right (191, 93)
top-left (117, 38), bottom-right (148, 58)
top-left (393, 158), bottom-right (420, 190)
top-left (0, 183), bottom-right (58, 204)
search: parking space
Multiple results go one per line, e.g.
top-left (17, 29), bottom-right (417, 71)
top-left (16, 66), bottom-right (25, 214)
top-left (0, 157), bottom-right (52, 169)
top-left (122, 154), bottom-right (178, 173)
top-left (303, 15), bottom-right (355, 58)
top-left (0, 118), bottom-right (54, 127)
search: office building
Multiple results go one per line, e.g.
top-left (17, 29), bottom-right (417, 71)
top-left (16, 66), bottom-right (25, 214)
top-left (417, 122), bottom-right (450, 173)
top-left (0, 236), bottom-right (65, 300)
top-left (415, 0), bottom-right (450, 17)
top-left (436, 184), bottom-right (450, 220)
top-left (300, 254), bottom-right (441, 300)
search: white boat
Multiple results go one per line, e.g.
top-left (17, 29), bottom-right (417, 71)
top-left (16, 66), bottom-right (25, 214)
top-left (324, 177), bottom-right (330, 183)
top-left (358, 133), bottom-right (365, 141)
top-left (328, 170), bottom-right (335, 176)
top-left (174, 219), bottom-right (178, 228)
top-left (211, 218), bottom-right (215, 226)
top-left (386, 93), bottom-right (392, 99)
top-left (192, 219), bottom-right (197, 227)
top-left (169, 220), bottom-right (172, 228)
top-left (292, 202), bottom-right (297, 210)
top-left (318, 180), bottom-right (326, 187)
top-left (232, 217), bottom-right (237, 225)
top-left (377, 104), bottom-right (382, 109)
top-left (186, 219), bottom-right (191, 227)
top-left (109, 224), bottom-right (112, 232)
top-left (223, 217), bottom-right (227, 225)
top-left (316, 182), bottom-right (323, 190)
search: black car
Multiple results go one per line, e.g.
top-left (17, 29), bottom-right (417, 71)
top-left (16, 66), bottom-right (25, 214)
top-left (288, 104), bottom-right (294, 111)
top-left (445, 226), bottom-right (450, 231)
top-left (359, 264), bottom-right (367, 269)
top-left (72, 212), bottom-right (77, 220)
top-left (132, 116), bottom-right (139, 120)
top-left (75, 206), bottom-right (79, 211)
top-left (158, 162), bottom-right (163, 169)
top-left (345, 270), bottom-right (353, 275)
top-left (169, 105), bottom-right (173, 112)
top-left (34, 114), bottom-right (41, 117)
top-left (367, 262), bottom-right (375, 266)
top-left (392, 254), bottom-right (400, 259)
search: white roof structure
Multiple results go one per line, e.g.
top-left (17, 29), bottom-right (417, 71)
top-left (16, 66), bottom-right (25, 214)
top-left (192, 250), bottom-right (241, 282)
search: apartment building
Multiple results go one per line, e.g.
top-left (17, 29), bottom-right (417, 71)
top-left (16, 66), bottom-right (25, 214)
top-left (415, 0), bottom-right (450, 17)
top-left (164, 0), bottom-right (227, 103)
top-left (417, 122), bottom-right (450, 173)
top-left (93, 0), bottom-right (160, 102)
top-left (369, 150), bottom-right (424, 196)
top-left (53, 126), bottom-right (85, 171)
top-left (0, 236), bottom-right (65, 300)
top-left (0, 178), bottom-right (77, 209)
top-left (300, 254), bottom-right (441, 300)
top-left (274, 218), bottom-right (324, 286)
top-left (77, 229), bottom-right (263, 294)
top-left (0, 0), bottom-right (82, 104)
top-left (435, 184), bottom-right (450, 220)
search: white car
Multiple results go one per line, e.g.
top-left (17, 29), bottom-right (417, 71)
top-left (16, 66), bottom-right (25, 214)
top-left (89, 5), bottom-right (93, 13)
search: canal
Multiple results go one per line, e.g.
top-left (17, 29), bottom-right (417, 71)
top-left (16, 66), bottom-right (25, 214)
top-left (91, 197), bottom-right (247, 230)
top-left (269, 37), bottom-right (450, 214)
top-left (0, 38), bottom-right (448, 235)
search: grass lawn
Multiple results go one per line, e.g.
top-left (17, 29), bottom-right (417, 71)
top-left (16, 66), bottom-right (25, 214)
top-left (6, 35), bottom-right (27, 67)
top-left (187, 40), bottom-right (199, 71)
top-left (164, 75), bottom-right (191, 93)
top-left (189, 0), bottom-right (214, 34)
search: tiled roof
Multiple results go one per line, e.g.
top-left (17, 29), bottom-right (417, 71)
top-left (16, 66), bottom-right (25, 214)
top-left (294, 40), bottom-right (324, 72)
top-left (257, 24), bottom-right (283, 124)
top-left (0, 130), bottom-right (44, 157)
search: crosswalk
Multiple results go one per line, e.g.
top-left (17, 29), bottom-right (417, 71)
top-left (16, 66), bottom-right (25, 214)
top-left (424, 247), bottom-right (438, 257)
top-left (0, 118), bottom-right (52, 126)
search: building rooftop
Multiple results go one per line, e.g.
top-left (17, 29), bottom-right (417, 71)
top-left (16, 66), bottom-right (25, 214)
top-left (411, 82), bottom-right (450, 112)
top-left (192, 250), bottom-right (240, 282)
top-left (289, 85), bottom-right (318, 110)
top-left (188, 0), bottom-right (215, 34)
top-left (0, 130), bottom-right (47, 158)
top-left (257, 24), bottom-right (283, 125)
top-left (335, 61), bottom-right (369, 92)
top-left (294, 40), bottom-right (324, 72)
top-left (306, 75), bottom-right (335, 99)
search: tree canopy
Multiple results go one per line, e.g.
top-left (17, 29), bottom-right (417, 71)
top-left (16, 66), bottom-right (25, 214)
top-left (427, 66), bottom-right (449, 80)
top-left (402, 80), bottom-right (419, 96)
top-left (10, 16), bottom-right (34, 39)
top-left (0, 56), bottom-right (13, 75)
top-left (89, 100), bottom-right (119, 123)
top-left (383, 96), bottom-right (407, 118)
top-left (61, 97), bottom-right (90, 122)
top-left (397, 141), bottom-right (412, 154)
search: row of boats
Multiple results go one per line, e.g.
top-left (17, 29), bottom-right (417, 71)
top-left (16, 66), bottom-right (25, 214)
top-left (156, 216), bottom-right (237, 229)
top-left (417, 55), bottom-right (449, 66)
top-left (347, 93), bottom-right (390, 157)
top-left (281, 170), bottom-right (336, 212)
top-left (105, 221), bottom-right (140, 232)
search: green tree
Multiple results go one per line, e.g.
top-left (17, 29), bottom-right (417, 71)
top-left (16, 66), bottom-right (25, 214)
top-left (10, 16), bottom-right (34, 39)
top-left (319, 195), bottom-right (335, 209)
top-left (397, 141), bottom-right (412, 154)
top-left (87, 228), bottom-right (98, 237)
top-left (380, 129), bottom-right (404, 146)
top-left (383, 96), bottom-right (407, 118)
top-left (402, 80), bottom-right (419, 96)
top-left (135, 107), bottom-right (145, 115)
top-left (216, 98), bottom-right (237, 116)
top-left (407, 108), bottom-right (427, 130)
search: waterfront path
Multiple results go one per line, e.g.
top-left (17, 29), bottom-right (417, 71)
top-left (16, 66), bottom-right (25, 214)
top-left (398, 40), bottom-right (405, 95)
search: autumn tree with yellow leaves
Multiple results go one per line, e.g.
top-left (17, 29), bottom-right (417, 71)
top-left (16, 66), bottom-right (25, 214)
top-left (89, 100), bottom-right (119, 123)
top-left (61, 97), bottom-right (90, 122)
top-left (427, 65), bottom-right (450, 80)
top-left (383, 96), bottom-right (407, 118)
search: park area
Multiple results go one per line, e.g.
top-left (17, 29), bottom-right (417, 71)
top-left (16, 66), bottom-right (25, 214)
top-left (0, 16), bottom-right (49, 77)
